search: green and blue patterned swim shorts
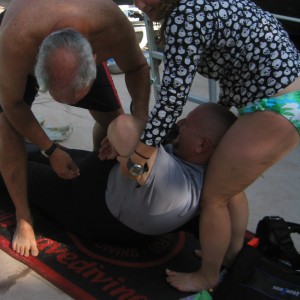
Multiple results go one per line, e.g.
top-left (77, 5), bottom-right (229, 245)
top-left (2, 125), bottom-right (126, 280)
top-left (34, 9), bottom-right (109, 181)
top-left (239, 91), bottom-right (300, 134)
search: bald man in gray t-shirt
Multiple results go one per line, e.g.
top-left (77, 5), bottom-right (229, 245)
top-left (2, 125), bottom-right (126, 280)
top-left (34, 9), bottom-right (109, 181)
top-left (26, 103), bottom-right (236, 243)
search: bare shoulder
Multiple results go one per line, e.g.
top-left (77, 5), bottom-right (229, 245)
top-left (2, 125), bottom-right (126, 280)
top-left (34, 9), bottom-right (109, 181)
top-left (2, 0), bottom-right (131, 38)
top-left (0, 1), bottom-right (116, 55)
top-left (0, 0), bottom-right (133, 72)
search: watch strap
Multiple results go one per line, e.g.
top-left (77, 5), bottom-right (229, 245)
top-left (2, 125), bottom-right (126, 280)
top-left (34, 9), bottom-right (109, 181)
top-left (143, 162), bottom-right (149, 172)
top-left (134, 150), bottom-right (150, 160)
top-left (41, 142), bottom-right (58, 158)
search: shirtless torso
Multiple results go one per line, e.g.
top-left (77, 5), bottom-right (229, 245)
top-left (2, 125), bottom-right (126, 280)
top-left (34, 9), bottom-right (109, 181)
top-left (0, 0), bottom-right (150, 257)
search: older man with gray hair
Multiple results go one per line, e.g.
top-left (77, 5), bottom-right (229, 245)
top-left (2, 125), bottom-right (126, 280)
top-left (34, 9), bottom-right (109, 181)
top-left (0, 0), bottom-right (150, 257)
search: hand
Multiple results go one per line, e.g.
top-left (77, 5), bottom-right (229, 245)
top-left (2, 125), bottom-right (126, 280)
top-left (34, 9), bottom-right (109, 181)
top-left (49, 147), bottom-right (80, 179)
top-left (12, 218), bottom-right (39, 257)
top-left (99, 136), bottom-right (118, 160)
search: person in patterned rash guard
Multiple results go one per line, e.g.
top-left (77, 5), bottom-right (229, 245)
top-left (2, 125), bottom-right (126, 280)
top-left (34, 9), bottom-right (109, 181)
top-left (108, 0), bottom-right (300, 293)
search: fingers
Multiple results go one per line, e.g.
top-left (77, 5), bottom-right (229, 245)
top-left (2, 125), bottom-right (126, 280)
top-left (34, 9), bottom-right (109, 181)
top-left (56, 169), bottom-right (79, 180)
top-left (68, 161), bottom-right (80, 176)
top-left (99, 146), bottom-right (111, 160)
top-left (50, 150), bottom-right (80, 179)
top-left (61, 168), bottom-right (80, 179)
top-left (99, 138), bottom-right (118, 160)
top-left (99, 137), bottom-right (110, 155)
top-left (100, 136), bottom-right (109, 146)
top-left (99, 142), bottom-right (110, 154)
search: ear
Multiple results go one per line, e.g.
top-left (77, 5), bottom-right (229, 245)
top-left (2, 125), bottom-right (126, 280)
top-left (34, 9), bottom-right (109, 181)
top-left (93, 54), bottom-right (97, 62)
top-left (194, 137), bottom-right (210, 155)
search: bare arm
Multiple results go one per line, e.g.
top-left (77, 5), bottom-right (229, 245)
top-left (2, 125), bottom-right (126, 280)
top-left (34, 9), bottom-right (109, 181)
top-left (0, 21), bottom-right (54, 148)
top-left (123, 61), bottom-right (150, 130)
top-left (97, 6), bottom-right (152, 161)
top-left (0, 15), bottom-right (80, 161)
top-left (101, 7), bottom-right (151, 133)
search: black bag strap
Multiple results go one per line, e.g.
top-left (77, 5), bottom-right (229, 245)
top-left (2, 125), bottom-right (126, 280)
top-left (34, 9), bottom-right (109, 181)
top-left (286, 221), bottom-right (300, 235)
top-left (255, 216), bottom-right (300, 270)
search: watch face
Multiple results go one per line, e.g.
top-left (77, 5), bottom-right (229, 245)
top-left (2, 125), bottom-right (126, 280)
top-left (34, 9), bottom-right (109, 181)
top-left (129, 164), bottom-right (144, 176)
top-left (127, 158), bottom-right (144, 176)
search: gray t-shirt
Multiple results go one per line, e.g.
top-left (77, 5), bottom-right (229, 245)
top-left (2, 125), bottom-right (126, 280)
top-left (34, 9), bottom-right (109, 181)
top-left (105, 145), bottom-right (205, 235)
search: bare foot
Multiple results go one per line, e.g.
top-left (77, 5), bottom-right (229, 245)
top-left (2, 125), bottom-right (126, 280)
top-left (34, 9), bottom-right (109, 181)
top-left (12, 219), bottom-right (39, 257)
top-left (165, 269), bottom-right (217, 292)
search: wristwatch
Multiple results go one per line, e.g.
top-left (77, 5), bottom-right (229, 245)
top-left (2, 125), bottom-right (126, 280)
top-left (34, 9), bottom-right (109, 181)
top-left (41, 142), bottom-right (58, 158)
top-left (127, 157), bottom-right (148, 177)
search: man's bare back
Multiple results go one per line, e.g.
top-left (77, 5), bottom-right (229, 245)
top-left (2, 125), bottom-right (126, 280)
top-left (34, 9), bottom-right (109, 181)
top-left (1, 0), bottom-right (141, 79)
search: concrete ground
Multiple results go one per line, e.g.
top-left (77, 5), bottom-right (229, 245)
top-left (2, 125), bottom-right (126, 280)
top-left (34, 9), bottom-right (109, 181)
top-left (0, 0), bottom-right (300, 299)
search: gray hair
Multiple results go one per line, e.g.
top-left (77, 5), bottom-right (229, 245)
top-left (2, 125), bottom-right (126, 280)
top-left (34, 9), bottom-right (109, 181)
top-left (34, 29), bottom-right (97, 92)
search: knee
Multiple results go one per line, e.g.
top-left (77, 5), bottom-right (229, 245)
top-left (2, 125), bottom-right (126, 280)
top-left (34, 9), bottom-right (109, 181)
top-left (108, 114), bottom-right (138, 137)
top-left (200, 193), bottom-right (230, 211)
top-left (107, 114), bottom-right (140, 156)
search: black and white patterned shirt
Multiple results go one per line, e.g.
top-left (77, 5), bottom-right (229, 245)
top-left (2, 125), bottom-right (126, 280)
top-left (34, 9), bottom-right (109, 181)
top-left (141, 0), bottom-right (300, 146)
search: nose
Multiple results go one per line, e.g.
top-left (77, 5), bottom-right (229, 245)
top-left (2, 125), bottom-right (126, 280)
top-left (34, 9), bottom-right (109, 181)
top-left (134, 0), bottom-right (146, 10)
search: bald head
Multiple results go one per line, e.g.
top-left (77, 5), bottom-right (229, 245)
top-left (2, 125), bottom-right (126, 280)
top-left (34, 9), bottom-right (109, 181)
top-left (173, 103), bottom-right (236, 164)
top-left (191, 103), bottom-right (237, 147)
